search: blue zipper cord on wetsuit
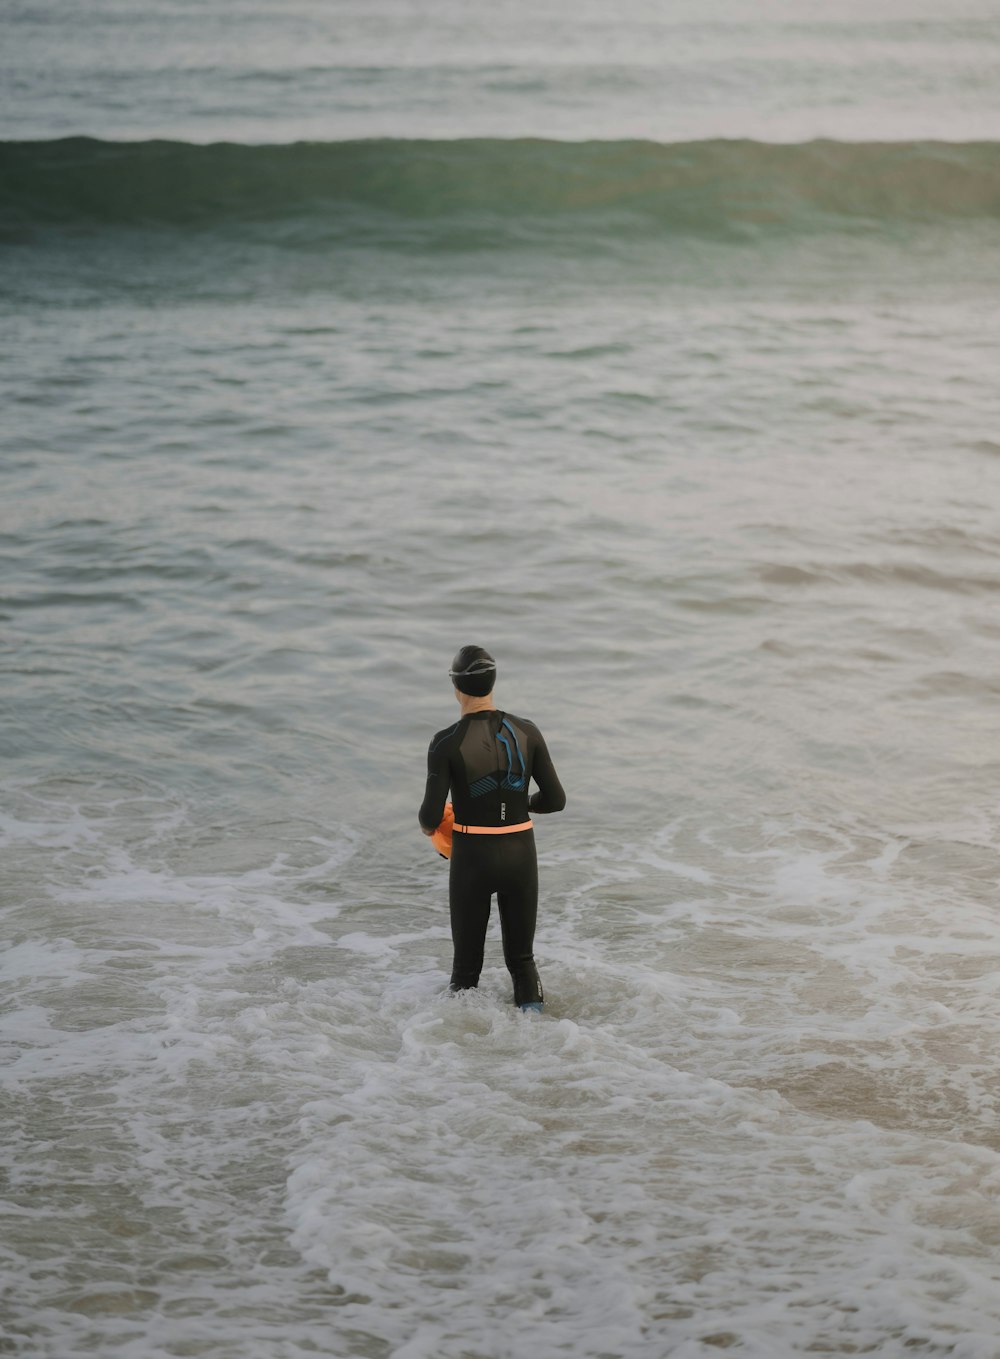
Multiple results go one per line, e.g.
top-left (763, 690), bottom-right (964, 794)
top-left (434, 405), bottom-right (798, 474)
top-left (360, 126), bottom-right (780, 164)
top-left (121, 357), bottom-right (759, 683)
top-left (496, 716), bottom-right (527, 791)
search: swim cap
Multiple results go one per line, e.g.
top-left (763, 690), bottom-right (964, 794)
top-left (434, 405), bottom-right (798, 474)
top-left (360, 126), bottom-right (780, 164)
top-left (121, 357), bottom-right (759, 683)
top-left (449, 645), bottom-right (496, 697)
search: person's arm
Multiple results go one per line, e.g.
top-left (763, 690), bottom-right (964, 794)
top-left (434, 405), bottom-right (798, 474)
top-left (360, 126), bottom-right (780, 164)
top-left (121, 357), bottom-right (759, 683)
top-left (418, 725), bottom-right (455, 833)
top-left (528, 728), bottom-right (566, 814)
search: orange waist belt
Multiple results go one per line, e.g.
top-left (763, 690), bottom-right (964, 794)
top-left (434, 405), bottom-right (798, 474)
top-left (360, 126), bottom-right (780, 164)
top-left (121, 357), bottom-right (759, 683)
top-left (453, 820), bottom-right (534, 835)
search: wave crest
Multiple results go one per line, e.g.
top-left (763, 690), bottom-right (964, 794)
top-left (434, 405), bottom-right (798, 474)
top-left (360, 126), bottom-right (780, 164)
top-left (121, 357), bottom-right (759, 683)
top-left (4, 136), bottom-right (1000, 240)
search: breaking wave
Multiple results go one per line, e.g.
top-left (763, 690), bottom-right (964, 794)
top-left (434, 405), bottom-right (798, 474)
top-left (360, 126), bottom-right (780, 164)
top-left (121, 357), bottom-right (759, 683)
top-left (3, 135), bottom-right (1000, 244)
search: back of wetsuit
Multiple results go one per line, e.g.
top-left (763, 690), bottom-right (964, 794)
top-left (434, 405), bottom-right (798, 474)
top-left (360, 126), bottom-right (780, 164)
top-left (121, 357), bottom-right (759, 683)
top-left (418, 710), bottom-right (566, 833)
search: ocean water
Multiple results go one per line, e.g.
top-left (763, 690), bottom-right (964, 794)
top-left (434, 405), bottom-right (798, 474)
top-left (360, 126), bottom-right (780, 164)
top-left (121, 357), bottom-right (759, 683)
top-left (4, 3), bottom-right (1000, 1356)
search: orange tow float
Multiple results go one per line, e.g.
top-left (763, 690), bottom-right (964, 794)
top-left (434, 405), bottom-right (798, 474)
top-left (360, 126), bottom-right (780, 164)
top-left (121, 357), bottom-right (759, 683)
top-left (430, 801), bottom-right (455, 858)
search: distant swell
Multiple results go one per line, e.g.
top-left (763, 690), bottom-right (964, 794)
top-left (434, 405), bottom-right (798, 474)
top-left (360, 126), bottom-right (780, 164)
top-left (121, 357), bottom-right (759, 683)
top-left (3, 136), bottom-right (1000, 241)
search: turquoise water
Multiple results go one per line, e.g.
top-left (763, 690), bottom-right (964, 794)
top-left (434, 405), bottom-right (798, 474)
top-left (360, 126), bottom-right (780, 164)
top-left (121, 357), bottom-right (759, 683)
top-left (4, 4), bottom-right (1000, 1357)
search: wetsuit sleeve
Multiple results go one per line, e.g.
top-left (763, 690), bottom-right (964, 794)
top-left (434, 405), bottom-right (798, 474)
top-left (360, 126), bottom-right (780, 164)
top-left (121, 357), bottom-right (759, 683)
top-left (418, 732), bottom-right (451, 832)
top-left (528, 729), bottom-right (566, 814)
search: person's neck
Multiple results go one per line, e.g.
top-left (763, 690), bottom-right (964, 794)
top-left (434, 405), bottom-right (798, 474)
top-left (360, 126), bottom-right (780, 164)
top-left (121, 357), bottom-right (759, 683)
top-left (458, 693), bottom-right (497, 717)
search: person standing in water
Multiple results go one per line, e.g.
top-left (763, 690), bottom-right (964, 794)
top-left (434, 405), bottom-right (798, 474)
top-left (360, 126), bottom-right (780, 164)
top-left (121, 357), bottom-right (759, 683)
top-left (419, 645), bottom-right (566, 1012)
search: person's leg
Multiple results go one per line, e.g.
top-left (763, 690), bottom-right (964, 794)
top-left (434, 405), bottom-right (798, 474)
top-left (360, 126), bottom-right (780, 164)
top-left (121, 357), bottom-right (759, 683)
top-left (495, 833), bottom-right (542, 1007)
top-left (448, 836), bottom-right (492, 990)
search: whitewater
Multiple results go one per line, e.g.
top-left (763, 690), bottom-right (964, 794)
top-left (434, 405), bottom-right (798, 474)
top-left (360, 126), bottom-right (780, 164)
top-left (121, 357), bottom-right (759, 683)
top-left (4, 1), bottom-right (1000, 1357)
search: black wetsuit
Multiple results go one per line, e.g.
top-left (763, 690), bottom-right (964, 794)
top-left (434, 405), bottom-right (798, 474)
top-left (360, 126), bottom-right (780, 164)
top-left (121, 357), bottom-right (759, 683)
top-left (418, 710), bottom-right (566, 1004)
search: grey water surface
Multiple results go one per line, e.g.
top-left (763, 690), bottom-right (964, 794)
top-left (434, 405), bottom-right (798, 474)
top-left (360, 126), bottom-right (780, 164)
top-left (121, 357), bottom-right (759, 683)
top-left (4, 2), bottom-right (1000, 1356)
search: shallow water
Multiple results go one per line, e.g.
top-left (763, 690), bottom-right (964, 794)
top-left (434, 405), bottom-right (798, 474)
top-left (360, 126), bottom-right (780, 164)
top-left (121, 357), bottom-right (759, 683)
top-left (5, 3), bottom-right (1000, 1356)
